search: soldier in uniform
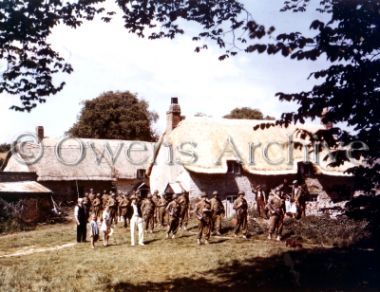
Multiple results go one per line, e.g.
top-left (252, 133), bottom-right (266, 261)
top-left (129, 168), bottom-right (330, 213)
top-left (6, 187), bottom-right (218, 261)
top-left (233, 191), bottom-right (249, 239)
top-left (266, 189), bottom-right (286, 241)
top-left (82, 193), bottom-right (91, 222)
top-left (101, 190), bottom-right (109, 209)
top-left (151, 190), bottom-right (160, 224)
top-left (279, 179), bottom-right (292, 199)
top-left (108, 193), bottom-right (118, 225)
top-left (292, 180), bottom-right (307, 218)
top-left (255, 185), bottom-right (267, 218)
top-left (157, 194), bottom-right (169, 227)
top-left (88, 188), bottom-right (96, 213)
top-left (210, 191), bottom-right (225, 235)
top-left (195, 192), bottom-right (212, 245)
top-left (166, 194), bottom-right (181, 239)
top-left (119, 194), bottom-right (130, 227)
top-left (92, 193), bottom-right (102, 219)
top-left (178, 192), bottom-right (190, 231)
top-left (141, 193), bottom-right (156, 233)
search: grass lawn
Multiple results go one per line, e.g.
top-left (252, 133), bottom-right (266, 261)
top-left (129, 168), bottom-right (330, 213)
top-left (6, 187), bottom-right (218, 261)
top-left (0, 217), bottom-right (379, 291)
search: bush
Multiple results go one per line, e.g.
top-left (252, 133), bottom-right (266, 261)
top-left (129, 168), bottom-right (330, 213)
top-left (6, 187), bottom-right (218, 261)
top-left (282, 216), bottom-right (369, 247)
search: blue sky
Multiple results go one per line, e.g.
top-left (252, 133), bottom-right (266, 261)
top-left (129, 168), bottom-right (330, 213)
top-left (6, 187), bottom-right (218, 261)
top-left (0, 1), bottom-right (329, 143)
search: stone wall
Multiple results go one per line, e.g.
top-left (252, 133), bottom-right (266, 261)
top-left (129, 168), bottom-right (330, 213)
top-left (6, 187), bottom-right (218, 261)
top-left (305, 178), bottom-right (349, 218)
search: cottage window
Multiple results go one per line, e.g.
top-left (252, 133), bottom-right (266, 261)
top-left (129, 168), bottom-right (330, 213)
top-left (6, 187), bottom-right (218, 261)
top-left (136, 169), bottom-right (146, 180)
top-left (227, 160), bottom-right (242, 175)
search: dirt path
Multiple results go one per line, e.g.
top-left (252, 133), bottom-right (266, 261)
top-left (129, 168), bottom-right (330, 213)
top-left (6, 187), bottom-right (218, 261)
top-left (0, 242), bottom-right (76, 258)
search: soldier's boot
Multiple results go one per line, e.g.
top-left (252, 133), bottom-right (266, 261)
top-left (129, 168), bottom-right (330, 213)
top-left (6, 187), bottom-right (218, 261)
top-left (166, 233), bottom-right (169, 239)
top-left (205, 240), bottom-right (210, 245)
top-left (243, 235), bottom-right (248, 239)
top-left (267, 234), bottom-right (272, 240)
top-left (171, 234), bottom-right (176, 239)
top-left (276, 235), bottom-right (281, 241)
top-left (197, 239), bottom-right (201, 245)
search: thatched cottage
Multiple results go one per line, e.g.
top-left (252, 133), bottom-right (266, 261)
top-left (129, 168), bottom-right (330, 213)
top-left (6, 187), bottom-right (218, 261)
top-left (4, 128), bottom-right (155, 200)
top-left (0, 181), bottom-right (54, 223)
top-left (149, 98), bottom-right (358, 216)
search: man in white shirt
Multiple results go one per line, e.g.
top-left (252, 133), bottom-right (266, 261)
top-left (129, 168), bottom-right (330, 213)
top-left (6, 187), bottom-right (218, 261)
top-left (130, 196), bottom-right (145, 246)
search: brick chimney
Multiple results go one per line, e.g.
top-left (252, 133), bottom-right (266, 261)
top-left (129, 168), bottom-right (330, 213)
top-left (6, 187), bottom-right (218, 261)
top-left (166, 97), bottom-right (182, 132)
top-left (36, 126), bottom-right (44, 142)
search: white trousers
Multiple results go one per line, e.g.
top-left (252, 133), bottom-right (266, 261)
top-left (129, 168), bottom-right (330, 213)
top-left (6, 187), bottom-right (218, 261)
top-left (130, 216), bottom-right (144, 245)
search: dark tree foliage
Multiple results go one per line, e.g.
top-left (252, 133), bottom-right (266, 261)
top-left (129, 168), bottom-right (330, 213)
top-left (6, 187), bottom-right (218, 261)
top-left (67, 91), bottom-right (158, 141)
top-left (2, 0), bottom-right (378, 192)
top-left (224, 107), bottom-right (275, 120)
top-left (1, 0), bottom-right (249, 111)
top-left (244, 0), bottom-right (379, 194)
top-left (0, 0), bottom-right (114, 111)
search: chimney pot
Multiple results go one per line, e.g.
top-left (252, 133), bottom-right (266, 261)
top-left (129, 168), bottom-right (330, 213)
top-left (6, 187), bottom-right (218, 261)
top-left (171, 97), bottom-right (178, 104)
top-left (36, 126), bottom-right (44, 142)
top-left (167, 97), bottom-right (182, 132)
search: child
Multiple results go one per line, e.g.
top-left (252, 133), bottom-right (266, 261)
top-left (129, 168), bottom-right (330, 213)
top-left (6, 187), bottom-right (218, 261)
top-left (90, 214), bottom-right (99, 248)
top-left (101, 206), bottom-right (111, 246)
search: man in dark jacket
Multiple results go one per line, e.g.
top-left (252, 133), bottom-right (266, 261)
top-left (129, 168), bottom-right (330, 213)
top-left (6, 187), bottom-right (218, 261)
top-left (74, 198), bottom-right (87, 242)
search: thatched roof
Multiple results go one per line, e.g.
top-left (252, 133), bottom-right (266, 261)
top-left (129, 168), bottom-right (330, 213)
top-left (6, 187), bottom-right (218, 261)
top-left (162, 117), bottom-right (355, 176)
top-left (5, 138), bottom-right (155, 181)
top-left (0, 181), bottom-right (52, 194)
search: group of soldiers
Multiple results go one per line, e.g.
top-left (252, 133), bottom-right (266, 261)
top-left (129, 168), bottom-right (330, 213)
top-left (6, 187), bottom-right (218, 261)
top-left (81, 189), bottom-right (190, 233)
top-left (255, 179), bottom-right (308, 240)
top-left (79, 179), bottom-right (307, 245)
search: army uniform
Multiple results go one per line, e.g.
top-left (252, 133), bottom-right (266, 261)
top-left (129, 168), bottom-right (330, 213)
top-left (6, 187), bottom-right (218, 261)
top-left (210, 191), bottom-right (225, 235)
top-left (267, 192), bottom-right (286, 240)
top-left (119, 195), bottom-right (130, 227)
top-left (166, 196), bottom-right (181, 238)
top-left (255, 186), bottom-right (267, 218)
top-left (292, 183), bottom-right (306, 218)
top-left (233, 192), bottom-right (249, 238)
top-left (141, 195), bottom-right (156, 233)
top-left (195, 194), bottom-right (212, 244)
top-left (88, 190), bottom-right (96, 211)
top-left (157, 196), bottom-right (168, 227)
top-left (177, 192), bottom-right (190, 230)
top-left (108, 195), bottom-right (118, 225)
top-left (82, 195), bottom-right (91, 221)
top-left (151, 191), bottom-right (160, 224)
top-left (92, 194), bottom-right (102, 219)
top-left (101, 191), bottom-right (109, 209)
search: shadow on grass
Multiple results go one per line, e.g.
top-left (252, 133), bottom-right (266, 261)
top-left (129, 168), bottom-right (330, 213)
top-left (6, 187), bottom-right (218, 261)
top-left (144, 238), bottom-right (161, 245)
top-left (108, 247), bottom-right (380, 291)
